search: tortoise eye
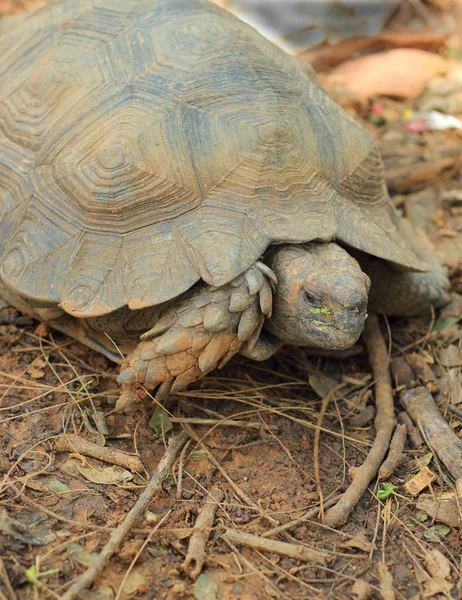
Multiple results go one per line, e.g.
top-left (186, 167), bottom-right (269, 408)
top-left (302, 290), bottom-right (322, 308)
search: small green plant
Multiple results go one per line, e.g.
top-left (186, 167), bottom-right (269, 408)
top-left (424, 524), bottom-right (451, 539)
top-left (25, 565), bottom-right (59, 585)
top-left (376, 483), bottom-right (407, 501)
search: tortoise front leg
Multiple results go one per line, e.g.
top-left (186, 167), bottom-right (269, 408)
top-left (240, 330), bottom-right (282, 361)
top-left (117, 263), bottom-right (276, 409)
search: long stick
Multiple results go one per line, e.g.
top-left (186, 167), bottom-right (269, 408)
top-left (60, 431), bottom-right (188, 600)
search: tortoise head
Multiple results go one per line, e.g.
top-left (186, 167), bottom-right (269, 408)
top-left (265, 243), bottom-right (370, 350)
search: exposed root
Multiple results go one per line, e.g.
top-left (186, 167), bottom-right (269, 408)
top-left (398, 411), bottom-right (423, 448)
top-left (400, 386), bottom-right (462, 480)
top-left (222, 529), bottom-right (326, 565)
top-left (324, 313), bottom-right (396, 526)
top-left (379, 422), bottom-right (407, 480)
top-left (183, 484), bottom-right (224, 579)
top-left (54, 434), bottom-right (144, 473)
top-left (60, 431), bottom-right (188, 600)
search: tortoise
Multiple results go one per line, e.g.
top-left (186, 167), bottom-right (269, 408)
top-left (0, 0), bottom-right (449, 409)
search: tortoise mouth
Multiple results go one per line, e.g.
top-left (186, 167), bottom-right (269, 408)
top-left (267, 308), bottom-right (367, 350)
top-left (302, 317), bottom-right (366, 350)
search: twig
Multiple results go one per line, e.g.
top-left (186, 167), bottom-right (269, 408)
top-left (379, 423), bottom-right (407, 480)
top-left (176, 438), bottom-right (192, 500)
top-left (400, 387), bottom-right (462, 479)
top-left (398, 412), bottom-right (423, 448)
top-left (59, 431), bottom-right (188, 600)
top-left (222, 529), bottom-right (326, 565)
top-left (183, 485), bottom-right (224, 579)
top-left (313, 383), bottom-right (347, 519)
top-left (325, 313), bottom-right (396, 526)
top-left (54, 434), bottom-right (144, 473)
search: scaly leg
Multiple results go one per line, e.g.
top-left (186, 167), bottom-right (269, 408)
top-left (117, 263), bottom-right (276, 409)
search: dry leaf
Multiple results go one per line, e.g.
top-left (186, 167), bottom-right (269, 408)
top-left (379, 562), bottom-right (395, 600)
top-left (77, 465), bottom-right (133, 485)
top-left (27, 359), bottom-right (47, 379)
top-left (33, 322), bottom-right (49, 337)
top-left (324, 49), bottom-right (449, 100)
top-left (341, 532), bottom-right (376, 553)
top-left (423, 549), bottom-right (453, 597)
top-left (417, 497), bottom-right (459, 528)
top-left (122, 566), bottom-right (149, 595)
top-left (438, 345), bottom-right (462, 367)
top-left (403, 467), bottom-right (437, 496)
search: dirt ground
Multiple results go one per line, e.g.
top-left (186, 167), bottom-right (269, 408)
top-left (1, 1), bottom-right (462, 599)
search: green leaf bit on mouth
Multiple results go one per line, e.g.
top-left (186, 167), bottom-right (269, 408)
top-left (308, 307), bottom-right (332, 316)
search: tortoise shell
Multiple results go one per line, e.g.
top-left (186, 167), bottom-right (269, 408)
top-left (0, 0), bottom-right (425, 319)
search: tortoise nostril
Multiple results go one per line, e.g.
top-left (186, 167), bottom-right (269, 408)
top-left (344, 301), bottom-right (368, 314)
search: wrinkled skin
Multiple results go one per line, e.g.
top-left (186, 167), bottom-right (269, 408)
top-left (266, 243), bottom-right (370, 349)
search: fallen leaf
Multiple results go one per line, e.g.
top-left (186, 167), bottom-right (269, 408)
top-left (77, 465), bottom-right (133, 485)
top-left (325, 49), bottom-right (449, 100)
top-left (438, 345), bottom-right (462, 367)
top-left (66, 543), bottom-right (99, 567)
top-left (417, 497), bottom-right (459, 528)
top-left (48, 479), bottom-right (71, 495)
top-left (122, 566), bottom-right (148, 595)
top-left (33, 322), bottom-right (49, 337)
top-left (423, 549), bottom-right (453, 597)
top-left (27, 358), bottom-right (47, 379)
top-left (309, 374), bottom-right (338, 398)
top-left (341, 531), bottom-right (376, 552)
top-left (379, 562), bottom-right (395, 600)
top-left (424, 524), bottom-right (451, 540)
top-left (149, 406), bottom-right (173, 435)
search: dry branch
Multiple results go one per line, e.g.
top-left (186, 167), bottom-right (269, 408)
top-left (398, 412), bottom-right (423, 448)
top-left (379, 423), bottom-right (407, 480)
top-left (325, 313), bottom-right (396, 526)
top-left (223, 529), bottom-right (326, 565)
top-left (183, 484), bottom-right (224, 579)
top-left (60, 431), bottom-right (188, 600)
top-left (400, 386), bottom-right (462, 479)
top-left (54, 434), bottom-right (144, 473)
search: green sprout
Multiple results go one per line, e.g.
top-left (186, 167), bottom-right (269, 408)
top-left (376, 483), bottom-right (407, 501)
top-left (25, 565), bottom-right (59, 584)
